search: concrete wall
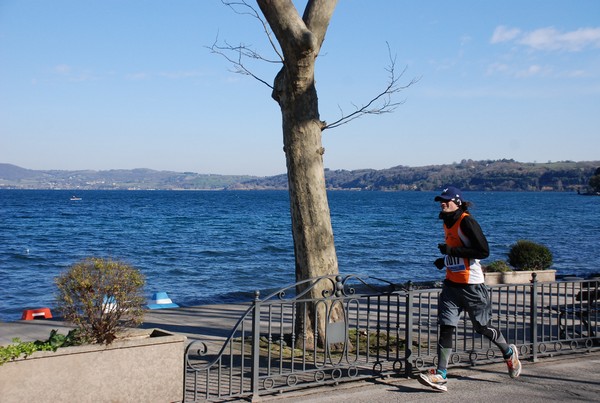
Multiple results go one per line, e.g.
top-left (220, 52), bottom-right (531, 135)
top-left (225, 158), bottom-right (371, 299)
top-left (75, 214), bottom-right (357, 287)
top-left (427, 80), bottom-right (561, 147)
top-left (484, 269), bottom-right (556, 285)
top-left (0, 328), bottom-right (186, 403)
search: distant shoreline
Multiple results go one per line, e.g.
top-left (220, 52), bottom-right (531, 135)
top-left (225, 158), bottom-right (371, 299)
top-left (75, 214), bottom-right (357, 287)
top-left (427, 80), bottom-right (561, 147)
top-left (0, 187), bottom-right (592, 193)
top-left (2, 160), bottom-right (599, 192)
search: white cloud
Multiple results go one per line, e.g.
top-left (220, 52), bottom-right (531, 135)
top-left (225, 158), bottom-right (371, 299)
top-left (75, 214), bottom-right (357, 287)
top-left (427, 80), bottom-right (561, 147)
top-left (516, 64), bottom-right (543, 77)
top-left (54, 64), bottom-right (71, 74)
top-left (531, 27), bottom-right (600, 51)
top-left (52, 64), bottom-right (98, 82)
top-left (492, 25), bottom-right (600, 52)
top-left (491, 26), bottom-right (521, 44)
top-left (125, 70), bottom-right (204, 81)
top-left (565, 69), bottom-right (587, 78)
top-left (159, 70), bottom-right (203, 79)
top-left (486, 62), bottom-right (509, 75)
top-left (486, 59), bottom-right (563, 78)
top-left (127, 72), bottom-right (150, 80)
top-left (460, 34), bottom-right (472, 46)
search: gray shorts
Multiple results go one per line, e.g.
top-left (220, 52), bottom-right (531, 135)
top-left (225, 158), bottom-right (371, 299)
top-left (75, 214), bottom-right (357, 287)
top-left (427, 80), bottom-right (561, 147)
top-left (438, 281), bottom-right (492, 327)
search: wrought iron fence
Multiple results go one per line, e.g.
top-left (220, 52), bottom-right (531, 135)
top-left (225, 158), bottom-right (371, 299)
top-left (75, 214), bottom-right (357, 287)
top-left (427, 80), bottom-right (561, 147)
top-left (184, 274), bottom-right (599, 401)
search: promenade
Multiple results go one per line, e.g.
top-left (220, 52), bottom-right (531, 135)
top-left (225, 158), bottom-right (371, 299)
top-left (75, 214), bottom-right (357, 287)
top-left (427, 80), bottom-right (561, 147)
top-left (2, 304), bottom-right (599, 402)
top-left (0, 303), bottom-right (250, 346)
top-left (261, 351), bottom-right (600, 402)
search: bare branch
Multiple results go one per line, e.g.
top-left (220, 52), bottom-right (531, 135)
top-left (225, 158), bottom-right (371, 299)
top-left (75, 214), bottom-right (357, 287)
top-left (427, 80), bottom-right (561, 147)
top-left (323, 43), bottom-right (420, 130)
top-left (221, 1), bottom-right (284, 62)
top-left (207, 37), bottom-right (274, 89)
top-left (208, 1), bottom-right (287, 90)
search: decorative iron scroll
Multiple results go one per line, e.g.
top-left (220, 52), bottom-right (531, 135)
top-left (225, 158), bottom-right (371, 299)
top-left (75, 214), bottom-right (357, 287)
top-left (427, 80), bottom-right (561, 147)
top-left (260, 274), bottom-right (398, 303)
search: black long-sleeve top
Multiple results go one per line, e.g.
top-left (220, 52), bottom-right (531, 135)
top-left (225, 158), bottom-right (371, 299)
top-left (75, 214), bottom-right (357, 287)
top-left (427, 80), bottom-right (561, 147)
top-left (440, 210), bottom-right (490, 260)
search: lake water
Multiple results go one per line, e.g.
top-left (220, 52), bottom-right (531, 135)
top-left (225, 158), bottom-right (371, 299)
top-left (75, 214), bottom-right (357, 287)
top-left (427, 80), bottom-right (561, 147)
top-left (1, 189), bottom-right (598, 321)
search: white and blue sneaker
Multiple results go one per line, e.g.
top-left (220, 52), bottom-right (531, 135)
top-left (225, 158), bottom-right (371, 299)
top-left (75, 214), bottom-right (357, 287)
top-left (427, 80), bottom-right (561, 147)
top-left (505, 344), bottom-right (522, 378)
top-left (418, 369), bottom-right (448, 392)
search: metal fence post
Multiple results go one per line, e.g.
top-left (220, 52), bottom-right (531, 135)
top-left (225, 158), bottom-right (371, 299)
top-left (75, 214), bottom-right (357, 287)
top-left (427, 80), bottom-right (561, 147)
top-left (404, 281), bottom-right (414, 377)
top-left (251, 290), bottom-right (261, 400)
top-left (530, 272), bottom-right (538, 362)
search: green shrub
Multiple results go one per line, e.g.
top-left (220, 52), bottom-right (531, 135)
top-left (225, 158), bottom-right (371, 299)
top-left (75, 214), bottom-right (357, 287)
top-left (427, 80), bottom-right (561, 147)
top-left (507, 240), bottom-right (553, 271)
top-left (55, 258), bottom-right (145, 345)
top-left (484, 260), bottom-right (512, 273)
top-left (0, 329), bottom-right (81, 365)
top-left (0, 338), bottom-right (52, 365)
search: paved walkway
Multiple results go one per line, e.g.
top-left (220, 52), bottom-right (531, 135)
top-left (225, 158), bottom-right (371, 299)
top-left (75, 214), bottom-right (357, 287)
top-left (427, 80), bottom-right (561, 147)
top-left (0, 303), bottom-right (249, 346)
top-left (261, 351), bottom-right (600, 402)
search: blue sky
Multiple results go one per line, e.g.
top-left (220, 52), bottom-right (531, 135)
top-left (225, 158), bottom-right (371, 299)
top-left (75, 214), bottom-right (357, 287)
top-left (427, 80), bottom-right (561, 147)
top-left (1, 1), bottom-right (599, 176)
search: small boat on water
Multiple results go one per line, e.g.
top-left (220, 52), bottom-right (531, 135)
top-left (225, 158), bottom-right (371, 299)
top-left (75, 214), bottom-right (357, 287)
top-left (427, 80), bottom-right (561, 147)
top-left (70, 196), bottom-right (82, 201)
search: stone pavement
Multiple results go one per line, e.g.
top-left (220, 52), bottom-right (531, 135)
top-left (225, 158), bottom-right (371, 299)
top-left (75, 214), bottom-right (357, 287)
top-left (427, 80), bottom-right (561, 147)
top-left (2, 304), bottom-right (599, 402)
top-left (0, 303), bottom-right (250, 346)
top-left (261, 351), bottom-right (600, 402)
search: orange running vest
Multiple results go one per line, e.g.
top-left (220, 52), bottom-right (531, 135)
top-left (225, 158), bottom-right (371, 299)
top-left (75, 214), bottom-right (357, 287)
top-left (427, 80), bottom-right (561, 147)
top-left (443, 212), bottom-right (485, 284)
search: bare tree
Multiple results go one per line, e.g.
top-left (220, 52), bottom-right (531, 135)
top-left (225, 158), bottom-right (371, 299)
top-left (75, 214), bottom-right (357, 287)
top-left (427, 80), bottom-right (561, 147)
top-left (212, 0), bottom-right (413, 347)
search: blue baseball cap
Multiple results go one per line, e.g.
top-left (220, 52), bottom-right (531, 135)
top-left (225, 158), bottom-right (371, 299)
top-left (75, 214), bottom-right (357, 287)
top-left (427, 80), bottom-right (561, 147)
top-left (434, 186), bottom-right (463, 204)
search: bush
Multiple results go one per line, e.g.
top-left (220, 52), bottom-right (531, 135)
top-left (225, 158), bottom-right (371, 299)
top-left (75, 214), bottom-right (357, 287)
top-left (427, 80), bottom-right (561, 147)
top-left (507, 240), bottom-right (553, 271)
top-left (55, 258), bottom-right (145, 345)
top-left (0, 329), bottom-right (82, 365)
top-left (484, 260), bottom-right (512, 273)
top-left (1, 338), bottom-right (52, 365)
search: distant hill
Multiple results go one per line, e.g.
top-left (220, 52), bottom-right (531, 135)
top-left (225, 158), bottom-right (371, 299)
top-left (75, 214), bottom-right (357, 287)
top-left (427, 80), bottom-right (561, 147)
top-left (233, 159), bottom-right (600, 192)
top-left (1, 159), bottom-right (599, 192)
top-left (0, 163), bottom-right (257, 190)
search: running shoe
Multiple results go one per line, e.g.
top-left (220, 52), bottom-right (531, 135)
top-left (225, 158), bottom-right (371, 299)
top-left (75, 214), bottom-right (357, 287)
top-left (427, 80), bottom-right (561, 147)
top-left (506, 344), bottom-right (522, 378)
top-left (418, 369), bottom-right (448, 392)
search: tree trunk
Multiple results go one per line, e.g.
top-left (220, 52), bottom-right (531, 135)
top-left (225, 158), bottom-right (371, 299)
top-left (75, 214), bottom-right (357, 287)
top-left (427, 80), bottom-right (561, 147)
top-left (277, 65), bottom-right (340, 349)
top-left (256, 0), bottom-right (341, 348)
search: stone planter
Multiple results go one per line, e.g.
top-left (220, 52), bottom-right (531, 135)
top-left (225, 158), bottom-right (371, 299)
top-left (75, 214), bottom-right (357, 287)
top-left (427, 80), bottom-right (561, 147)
top-left (484, 269), bottom-right (556, 285)
top-left (0, 328), bottom-right (186, 403)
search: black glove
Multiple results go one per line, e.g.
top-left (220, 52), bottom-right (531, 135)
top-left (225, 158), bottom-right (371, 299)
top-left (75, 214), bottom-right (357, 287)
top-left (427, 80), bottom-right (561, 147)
top-left (438, 243), bottom-right (449, 255)
top-left (434, 257), bottom-right (445, 270)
